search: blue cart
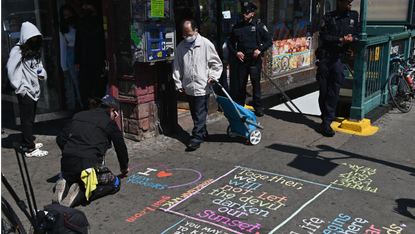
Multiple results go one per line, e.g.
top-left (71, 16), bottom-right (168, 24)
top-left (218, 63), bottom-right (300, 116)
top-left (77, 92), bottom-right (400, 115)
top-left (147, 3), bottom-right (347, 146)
top-left (211, 81), bottom-right (264, 145)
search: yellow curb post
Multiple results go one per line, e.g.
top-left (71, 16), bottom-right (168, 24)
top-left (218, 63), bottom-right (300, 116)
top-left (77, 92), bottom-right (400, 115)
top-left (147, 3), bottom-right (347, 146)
top-left (331, 117), bottom-right (379, 136)
top-left (244, 104), bottom-right (254, 110)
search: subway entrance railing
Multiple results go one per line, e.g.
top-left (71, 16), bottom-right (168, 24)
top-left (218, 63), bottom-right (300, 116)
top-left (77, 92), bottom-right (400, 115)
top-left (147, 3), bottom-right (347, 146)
top-left (349, 30), bottom-right (415, 121)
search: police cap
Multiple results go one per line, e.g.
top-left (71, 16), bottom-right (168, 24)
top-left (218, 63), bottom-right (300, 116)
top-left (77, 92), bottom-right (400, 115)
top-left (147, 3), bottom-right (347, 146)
top-left (241, 2), bottom-right (257, 13)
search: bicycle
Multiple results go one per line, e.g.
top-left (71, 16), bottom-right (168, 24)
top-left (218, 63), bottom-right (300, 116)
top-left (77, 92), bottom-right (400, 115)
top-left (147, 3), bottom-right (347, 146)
top-left (2, 195), bottom-right (27, 234)
top-left (1, 143), bottom-right (48, 234)
top-left (388, 55), bottom-right (415, 113)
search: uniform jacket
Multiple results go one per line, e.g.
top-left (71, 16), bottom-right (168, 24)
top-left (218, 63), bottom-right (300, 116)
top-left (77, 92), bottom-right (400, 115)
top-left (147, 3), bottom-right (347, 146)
top-left (227, 20), bottom-right (272, 58)
top-left (6, 22), bottom-right (47, 101)
top-left (319, 10), bottom-right (360, 52)
top-left (173, 35), bottom-right (223, 96)
top-left (58, 108), bottom-right (129, 174)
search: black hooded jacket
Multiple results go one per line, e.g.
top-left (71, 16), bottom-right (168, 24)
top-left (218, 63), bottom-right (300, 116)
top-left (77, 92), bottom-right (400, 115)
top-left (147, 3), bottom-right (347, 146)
top-left (58, 108), bottom-right (128, 174)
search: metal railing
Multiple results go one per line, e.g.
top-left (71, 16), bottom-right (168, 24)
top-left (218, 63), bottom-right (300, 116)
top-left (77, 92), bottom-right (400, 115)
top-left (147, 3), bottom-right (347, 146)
top-left (349, 30), bottom-right (415, 121)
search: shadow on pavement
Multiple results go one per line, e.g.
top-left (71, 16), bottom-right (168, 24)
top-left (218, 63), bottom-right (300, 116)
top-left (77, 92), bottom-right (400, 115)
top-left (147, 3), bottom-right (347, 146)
top-left (206, 133), bottom-right (248, 144)
top-left (265, 109), bottom-right (319, 130)
top-left (266, 143), bottom-right (415, 176)
top-left (161, 123), bottom-right (191, 147)
top-left (316, 145), bottom-right (415, 174)
top-left (394, 198), bottom-right (415, 220)
top-left (46, 174), bottom-right (60, 184)
top-left (267, 144), bottom-right (339, 176)
top-left (1, 133), bottom-right (33, 149)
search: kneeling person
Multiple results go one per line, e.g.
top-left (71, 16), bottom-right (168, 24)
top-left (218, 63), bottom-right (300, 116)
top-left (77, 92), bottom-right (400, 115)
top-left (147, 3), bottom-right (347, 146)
top-left (55, 95), bottom-right (129, 207)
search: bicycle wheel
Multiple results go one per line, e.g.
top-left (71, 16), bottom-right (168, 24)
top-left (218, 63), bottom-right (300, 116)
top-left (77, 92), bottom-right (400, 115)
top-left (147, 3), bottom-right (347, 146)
top-left (1, 197), bottom-right (27, 234)
top-left (388, 72), bottom-right (413, 113)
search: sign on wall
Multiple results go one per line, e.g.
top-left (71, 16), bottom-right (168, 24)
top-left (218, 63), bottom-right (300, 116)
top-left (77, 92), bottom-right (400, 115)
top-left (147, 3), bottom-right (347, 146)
top-left (271, 19), bottom-right (313, 75)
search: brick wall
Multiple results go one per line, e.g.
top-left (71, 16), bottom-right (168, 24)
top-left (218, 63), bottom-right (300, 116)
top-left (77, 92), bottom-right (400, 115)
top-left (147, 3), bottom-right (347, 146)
top-left (118, 63), bottom-right (157, 141)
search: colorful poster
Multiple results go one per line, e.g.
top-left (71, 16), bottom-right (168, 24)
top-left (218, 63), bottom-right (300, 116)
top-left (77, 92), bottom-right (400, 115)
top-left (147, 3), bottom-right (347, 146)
top-left (147, 0), bottom-right (170, 18)
top-left (151, 0), bottom-right (164, 18)
top-left (272, 19), bottom-right (313, 75)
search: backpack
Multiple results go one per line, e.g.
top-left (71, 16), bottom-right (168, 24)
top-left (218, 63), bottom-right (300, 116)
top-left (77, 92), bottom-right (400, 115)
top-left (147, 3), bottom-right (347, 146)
top-left (41, 204), bottom-right (89, 234)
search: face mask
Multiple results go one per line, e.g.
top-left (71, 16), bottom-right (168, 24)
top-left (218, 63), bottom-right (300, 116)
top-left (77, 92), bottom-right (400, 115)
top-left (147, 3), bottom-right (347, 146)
top-left (65, 15), bottom-right (76, 24)
top-left (83, 8), bottom-right (93, 16)
top-left (26, 39), bottom-right (38, 48)
top-left (184, 34), bottom-right (196, 43)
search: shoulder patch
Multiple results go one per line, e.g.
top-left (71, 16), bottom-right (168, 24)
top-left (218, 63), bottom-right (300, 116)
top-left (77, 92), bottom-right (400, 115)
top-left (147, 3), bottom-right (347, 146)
top-left (263, 25), bottom-right (269, 32)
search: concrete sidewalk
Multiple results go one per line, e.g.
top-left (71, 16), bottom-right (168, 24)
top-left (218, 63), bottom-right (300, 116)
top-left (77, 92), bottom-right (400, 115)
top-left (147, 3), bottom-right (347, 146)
top-left (1, 105), bottom-right (414, 233)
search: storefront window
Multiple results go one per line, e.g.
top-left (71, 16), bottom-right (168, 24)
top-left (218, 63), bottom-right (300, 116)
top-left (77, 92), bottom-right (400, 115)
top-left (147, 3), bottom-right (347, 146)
top-left (271, 0), bottom-right (313, 75)
top-left (2, 0), bottom-right (64, 122)
top-left (198, 0), bottom-right (219, 47)
top-left (198, 0), bottom-right (264, 49)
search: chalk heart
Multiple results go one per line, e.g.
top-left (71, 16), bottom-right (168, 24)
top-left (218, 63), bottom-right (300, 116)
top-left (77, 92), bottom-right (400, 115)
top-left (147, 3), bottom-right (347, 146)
top-left (158, 171), bottom-right (173, 177)
top-left (130, 163), bottom-right (202, 188)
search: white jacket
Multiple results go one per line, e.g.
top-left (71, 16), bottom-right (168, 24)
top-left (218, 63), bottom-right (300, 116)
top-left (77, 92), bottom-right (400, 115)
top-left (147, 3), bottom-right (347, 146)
top-left (7, 21), bottom-right (47, 101)
top-left (173, 35), bottom-right (223, 96)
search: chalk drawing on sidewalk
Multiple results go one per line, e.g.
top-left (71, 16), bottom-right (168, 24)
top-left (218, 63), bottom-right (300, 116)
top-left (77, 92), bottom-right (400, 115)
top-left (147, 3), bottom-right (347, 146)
top-left (161, 166), bottom-right (340, 234)
top-left (126, 196), bottom-right (170, 222)
top-left (127, 163), bottom-right (202, 189)
top-left (331, 163), bottom-right (378, 193)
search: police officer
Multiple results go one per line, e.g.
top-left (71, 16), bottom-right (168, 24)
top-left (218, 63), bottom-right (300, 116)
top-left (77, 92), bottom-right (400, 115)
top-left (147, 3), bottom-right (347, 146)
top-left (316, 0), bottom-right (360, 136)
top-left (227, 2), bottom-right (272, 117)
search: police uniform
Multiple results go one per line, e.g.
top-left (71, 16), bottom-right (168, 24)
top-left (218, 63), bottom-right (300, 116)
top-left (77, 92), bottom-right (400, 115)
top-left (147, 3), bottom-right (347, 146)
top-left (227, 2), bottom-right (272, 116)
top-left (316, 2), bottom-right (360, 136)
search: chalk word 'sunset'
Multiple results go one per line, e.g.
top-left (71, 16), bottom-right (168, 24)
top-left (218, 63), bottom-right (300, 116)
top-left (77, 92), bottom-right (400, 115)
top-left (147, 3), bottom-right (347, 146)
top-left (197, 208), bottom-right (261, 233)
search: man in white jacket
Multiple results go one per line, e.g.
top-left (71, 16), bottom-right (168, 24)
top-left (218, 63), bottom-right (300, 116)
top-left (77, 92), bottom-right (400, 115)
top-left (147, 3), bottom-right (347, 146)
top-left (7, 21), bottom-right (48, 157)
top-left (173, 19), bottom-right (223, 150)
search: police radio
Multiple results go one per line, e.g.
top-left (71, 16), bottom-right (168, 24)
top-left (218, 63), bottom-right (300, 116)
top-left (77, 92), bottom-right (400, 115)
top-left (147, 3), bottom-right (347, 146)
top-left (131, 0), bottom-right (175, 63)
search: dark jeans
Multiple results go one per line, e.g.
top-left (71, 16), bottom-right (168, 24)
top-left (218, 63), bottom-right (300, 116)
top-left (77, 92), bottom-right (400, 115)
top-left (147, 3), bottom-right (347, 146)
top-left (187, 94), bottom-right (210, 143)
top-left (78, 64), bottom-right (107, 108)
top-left (316, 58), bottom-right (345, 125)
top-left (17, 94), bottom-right (37, 150)
top-left (236, 59), bottom-right (263, 111)
top-left (62, 163), bottom-right (119, 202)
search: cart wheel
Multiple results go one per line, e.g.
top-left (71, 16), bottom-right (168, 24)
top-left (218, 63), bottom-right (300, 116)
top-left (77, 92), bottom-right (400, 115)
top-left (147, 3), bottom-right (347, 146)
top-left (249, 130), bottom-right (261, 145)
top-left (227, 125), bottom-right (237, 138)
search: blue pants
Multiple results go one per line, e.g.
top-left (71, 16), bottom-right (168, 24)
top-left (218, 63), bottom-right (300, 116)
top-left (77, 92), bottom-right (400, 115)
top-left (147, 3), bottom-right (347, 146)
top-left (187, 94), bottom-right (210, 143)
top-left (236, 59), bottom-right (263, 112)
top-left (65, 48), bottom-right (82, 108)
top-left (316, 58), bottom-right (345, 125)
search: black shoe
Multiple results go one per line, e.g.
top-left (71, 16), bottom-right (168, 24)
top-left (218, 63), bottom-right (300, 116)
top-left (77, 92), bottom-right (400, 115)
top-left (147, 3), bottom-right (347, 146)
top-left (186, 141), bottom-right (200, 150)
top-left (255, 109), bottom-right (264, 117)
top-left (111, 185), bottom-right (121, 195)
top-left (52, 178), bottom-right (68, 204)
top-left (317, 124), bottom-right (335, 137)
